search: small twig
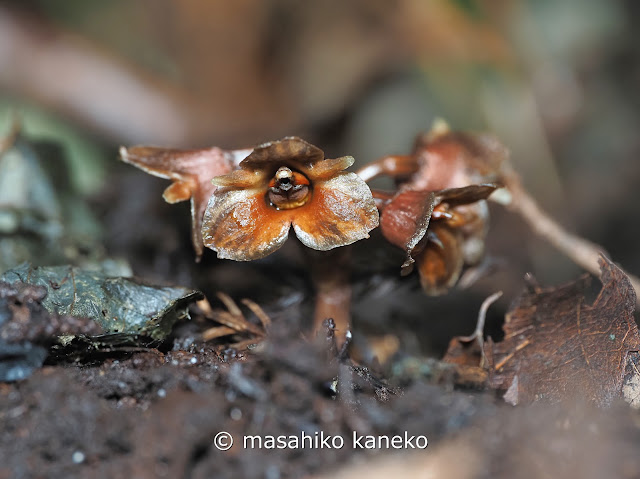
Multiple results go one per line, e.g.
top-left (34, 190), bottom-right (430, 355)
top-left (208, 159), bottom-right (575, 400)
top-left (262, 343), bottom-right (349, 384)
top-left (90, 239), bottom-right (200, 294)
top-left (201, 293), bottom-right (269, 341)
top-left (459, 291), bottom-right (503, 368)
top-left (501, 166), bottom-right (640, 305)
top-left (494, 338), bottom-right (531, 372)
top-left (241, 298), bottom-right (271, 329)
top-left (201, 326), bottom-right (238, 341)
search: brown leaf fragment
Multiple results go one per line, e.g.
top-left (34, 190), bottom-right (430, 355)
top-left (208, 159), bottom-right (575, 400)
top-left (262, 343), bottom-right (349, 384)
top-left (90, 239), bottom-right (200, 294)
top-left (487, 256), bottom-right (639, 406)
top-left (622, 351), bottom-right (640, 408)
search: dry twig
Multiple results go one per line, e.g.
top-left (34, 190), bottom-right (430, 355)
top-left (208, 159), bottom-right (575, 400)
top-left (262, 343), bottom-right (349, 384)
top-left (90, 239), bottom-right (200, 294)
top-left (500, 166), bottom-right (640, 305)
top-left (201, 293), bottom-right (269, 344)
top-left (458, 291), bottom-right (503, 368)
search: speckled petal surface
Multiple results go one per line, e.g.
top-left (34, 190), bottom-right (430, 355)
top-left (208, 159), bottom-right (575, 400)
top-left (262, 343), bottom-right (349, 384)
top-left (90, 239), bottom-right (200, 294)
top-left (202, 189), bottom-right (292, 261)
top-left (292, 172), bottom-right (379, 251)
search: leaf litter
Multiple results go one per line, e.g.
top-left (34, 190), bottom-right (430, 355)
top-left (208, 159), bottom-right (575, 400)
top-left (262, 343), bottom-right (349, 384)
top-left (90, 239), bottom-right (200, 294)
top-left (485, 256), bottom-right (639, 407)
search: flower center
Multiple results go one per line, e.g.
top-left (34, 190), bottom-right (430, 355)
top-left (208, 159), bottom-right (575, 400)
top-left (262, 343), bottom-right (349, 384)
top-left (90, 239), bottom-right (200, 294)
top-left (267, 166), bottom-right (312, 210)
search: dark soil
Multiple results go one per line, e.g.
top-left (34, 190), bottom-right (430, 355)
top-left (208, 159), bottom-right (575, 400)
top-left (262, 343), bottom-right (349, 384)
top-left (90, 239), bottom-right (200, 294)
top-left (0, 312), bottom-right (500, 479)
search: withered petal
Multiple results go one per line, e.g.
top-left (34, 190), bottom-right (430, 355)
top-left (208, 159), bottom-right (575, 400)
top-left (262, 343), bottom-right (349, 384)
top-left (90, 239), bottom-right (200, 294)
top-left (292, 172), bottom-right (379, 251)
top-left (210, 168), bottom-right (265, 188)
top-left (119, 145), bottom-right (239, 260)
top-left (239, 137), bottom-right (324, 170)
top-left (379, 190), bottom-right (437, 269)
top-left (119, 146), bottom-right (237, 180)
top-left (163, 180), bottom-right (194, 203)
top-left (381, 184), bottom-right (497, 272)
top-left (305, 156), bottom-right (354, 181)
top-left (409, 131), bottom-right (508, 191)
top-left (436, 183), bottom-right (499, 207)
top-left (202, 189), bottom-right (292, 261)
top-left (417, 225), bottom-right (465, 296)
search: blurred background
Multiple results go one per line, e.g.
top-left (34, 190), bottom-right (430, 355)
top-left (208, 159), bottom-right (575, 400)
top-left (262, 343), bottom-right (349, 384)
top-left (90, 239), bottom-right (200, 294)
top-left (1, 0), bottom-right (638, 354)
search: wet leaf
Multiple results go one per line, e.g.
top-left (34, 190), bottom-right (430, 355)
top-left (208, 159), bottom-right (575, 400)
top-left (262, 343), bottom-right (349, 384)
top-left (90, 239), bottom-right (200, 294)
top-left (487, 256), bottom-right (639, 406)
top-left (1, 264), bottom-right (203, 341)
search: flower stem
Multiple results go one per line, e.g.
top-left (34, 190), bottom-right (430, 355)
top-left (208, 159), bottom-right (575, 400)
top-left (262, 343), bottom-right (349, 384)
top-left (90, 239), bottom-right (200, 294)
top-left (308, 247), bottom-right (352, 347)
top-left (500, 166), bottom-right (640, 303)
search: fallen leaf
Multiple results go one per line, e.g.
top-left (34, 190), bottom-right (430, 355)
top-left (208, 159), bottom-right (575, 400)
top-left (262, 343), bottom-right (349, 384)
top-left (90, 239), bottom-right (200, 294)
top-left (1, 263), bottom-right (203, 341)
top-left (487, 256), bottom-right (639, 406)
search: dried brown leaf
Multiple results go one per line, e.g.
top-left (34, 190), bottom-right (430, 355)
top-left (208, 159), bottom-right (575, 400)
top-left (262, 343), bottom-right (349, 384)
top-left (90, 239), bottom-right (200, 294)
top-left (487, 256), bottom-right (639, 406)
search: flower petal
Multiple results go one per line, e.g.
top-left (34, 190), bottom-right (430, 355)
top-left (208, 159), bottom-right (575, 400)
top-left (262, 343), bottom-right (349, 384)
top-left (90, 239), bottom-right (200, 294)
top-left (436, 183), bottom-right (498, 206)
top-left (239, 137), bottom-right (324, 169)
top-left (417, 225), bottom-right (464, 296)
top-left (306, 156), bottom-right (354, 181)
top-left (202, 189), bottom-right (291, 261)
top-left (410, 131), bottom-right (508, 191)
top-left (120, 145), bottom-right (239, 260)
top-left (119, 146), bottom-right (236, 182)
top-left (162, 180), bottom-right (194, 203)
top-left (210, 168), bottom-right (266, 188)
top-left (379, 190), bottom-right (437, 269)
top-left (292, 172), bottom-right (379, 251)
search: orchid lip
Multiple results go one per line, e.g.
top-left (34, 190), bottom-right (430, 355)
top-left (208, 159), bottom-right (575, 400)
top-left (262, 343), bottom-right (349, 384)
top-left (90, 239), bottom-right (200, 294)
top-left (267, 166), bottom-right (312, 210)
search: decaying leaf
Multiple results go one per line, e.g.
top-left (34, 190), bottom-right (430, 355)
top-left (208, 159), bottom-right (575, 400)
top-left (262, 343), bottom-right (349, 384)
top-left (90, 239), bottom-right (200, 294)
top-left (486, 256), bottom-right (639, 406)
top-left (1, 263), bottom-right (203, 341)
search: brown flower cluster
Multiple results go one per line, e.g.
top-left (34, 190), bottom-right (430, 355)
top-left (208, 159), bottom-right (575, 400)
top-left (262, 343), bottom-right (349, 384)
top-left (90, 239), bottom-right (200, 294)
top-left (361, 122), bottom-right (507, 294)
top-left (121, 124), bottom-right (506, 297)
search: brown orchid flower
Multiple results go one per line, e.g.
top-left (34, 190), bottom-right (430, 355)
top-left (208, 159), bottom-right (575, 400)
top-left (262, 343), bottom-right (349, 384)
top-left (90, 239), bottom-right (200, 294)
top-left (119, 145), bottom-right (251, 261)
top-left (121, 137), bottom-right (378, 346)
top-left (360, 121), bottom-right (506, 295)
top-left (378, 185), bottom-right (497, 295)
top-left (120, 137), bottom-right (378, 263)
top-left (202, 137), bottom-right (379, 261)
